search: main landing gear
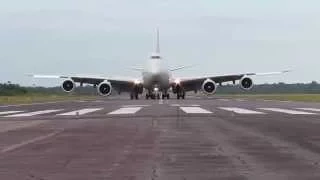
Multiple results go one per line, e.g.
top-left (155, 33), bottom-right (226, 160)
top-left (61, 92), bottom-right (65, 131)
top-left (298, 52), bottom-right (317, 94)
top-left (145, 91), bottom-right (170, 100)
top-left (130, 92), bottom-right (139, 100)
top-left (162, 93), bottom-right (170, 99)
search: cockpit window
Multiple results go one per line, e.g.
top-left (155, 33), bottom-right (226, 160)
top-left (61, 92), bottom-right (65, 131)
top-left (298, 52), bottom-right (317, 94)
top-left (151, 55), bottom-right (161, 59)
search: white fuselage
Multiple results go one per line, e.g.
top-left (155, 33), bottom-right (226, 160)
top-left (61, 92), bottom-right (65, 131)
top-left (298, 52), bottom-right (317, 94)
top-left (142, 55), bottom-right (171, 92)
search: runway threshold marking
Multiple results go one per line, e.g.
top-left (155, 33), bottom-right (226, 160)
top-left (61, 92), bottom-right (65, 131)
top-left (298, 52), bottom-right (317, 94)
top-left (258, 108), bottom-right (316, 115)
top-left (296, 108), bottom-right (320, 112)
top-left (121, 105), bottom-right (150, 108)
top-left (170, 104), bottom-right (200, 107)
top-left (0, 111), bottom-right (24, 115)
top-left (5, 109), bottom-right (63, 117)
top-left (180, 107), bottom-right (212, 114)
top-left (57, 108), bottom-right (103, 116)
top-left (108, 107), bottom-right (143, 115)
top-left (219, 107), bottom-right (265, 114)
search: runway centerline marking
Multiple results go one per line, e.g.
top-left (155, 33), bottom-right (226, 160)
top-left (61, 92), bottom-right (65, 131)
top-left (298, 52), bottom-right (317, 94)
top-left (180, 107), bottom-right (212, 114)
top-left (5, 109), bottom-right (63, 117)
top-left (219, 107), bottom-right (265, 114)
top-left (296, 108), bottom-right (320, 112)
top-left (0, 111), bottom-right (24, 115)
top-left (108, 107), bottom-right (143, 115)
top-left (258, 108), bottom-right (316, 115)
top-left (57, 108), bottom-right (103, 116)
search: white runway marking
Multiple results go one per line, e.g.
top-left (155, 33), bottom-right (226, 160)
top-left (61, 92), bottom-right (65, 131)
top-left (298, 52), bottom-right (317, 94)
top-left (235, 99), bottom-right (246, 102)
top-left (263, 100), bottom-right (274, 102)
top-left (258, 108), bottom-right (316, 115)
top-left (296, 108), bottom-right (320, 112)
top-left (0, 101), bottom-right (68, 108)
top-left (219, 107), bottom-right (265, 114)
top-left (280, 101), bottom-right (292, 103)
top-left (57, 108), bottom-right (103, 116)
top-left (170, 104), bottom-right (200, 107)
top-left (218, 99), bottom-right (230, 102)
top-left (0, 111), bottom-right (24, 115)
top-left (180, 107), bottom-right (212, 114)
top-left (108, 107), bottom-right (142, 115)
top-left (121, 105), bottom-right (150, 108)
top-left (5, 109), bottom-right (63, 117)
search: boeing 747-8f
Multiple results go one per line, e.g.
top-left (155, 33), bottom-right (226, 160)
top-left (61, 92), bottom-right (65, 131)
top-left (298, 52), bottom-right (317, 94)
top-left (32, 29), bottom-right (289, 99)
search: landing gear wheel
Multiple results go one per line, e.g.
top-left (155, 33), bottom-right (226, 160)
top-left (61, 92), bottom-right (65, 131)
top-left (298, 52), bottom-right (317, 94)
top-left (157, 94), bottom-right (160, 99)
top-left (167, 94), bottom-right (170, 99)
top-left (146, 94), bottom-right (149, 100)
top-left (130, 94), bottom-right (134, 100)
top-left (135, 93), bottom-right (139, 100)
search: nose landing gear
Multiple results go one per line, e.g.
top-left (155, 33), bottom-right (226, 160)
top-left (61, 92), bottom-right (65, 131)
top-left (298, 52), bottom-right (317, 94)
top-left (177, 92), bottom-right (185, 99)
top-left (174, 85), bottom-right (185, 99)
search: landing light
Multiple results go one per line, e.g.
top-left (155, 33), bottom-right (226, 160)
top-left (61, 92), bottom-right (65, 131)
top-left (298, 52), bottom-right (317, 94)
top-left (134, 79), bottom-right (141, 84)
top-left (154, 87), bottom-right (159, 91)
top-left (174, 79), bottom-right (181, 84)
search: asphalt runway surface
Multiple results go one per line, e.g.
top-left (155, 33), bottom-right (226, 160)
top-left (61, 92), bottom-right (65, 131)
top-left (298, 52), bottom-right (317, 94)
top-left (1, 96), bottom-right (320, 180)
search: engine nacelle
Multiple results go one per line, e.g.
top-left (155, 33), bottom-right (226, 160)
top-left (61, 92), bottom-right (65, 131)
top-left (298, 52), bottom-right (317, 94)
top-left (240, 76), bottom-right (254, 90)
top-left (97, 81), bottom-right (112, 96)
top-left (201, 79), bottom-right (217, 94)
top-left (61, 79), bottom-right (75, 92)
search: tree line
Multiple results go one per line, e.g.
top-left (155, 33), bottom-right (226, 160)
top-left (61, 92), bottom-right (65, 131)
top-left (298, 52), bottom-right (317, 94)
top-left (1, 81), bottom-right (320, 96)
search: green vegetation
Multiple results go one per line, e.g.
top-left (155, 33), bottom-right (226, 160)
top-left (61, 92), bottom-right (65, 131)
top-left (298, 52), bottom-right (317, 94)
top-left (1, 81), bottom-right (320, 104)
top-left (226, 94), bottom-right (320, 102)
top-left (0, 83), bottom-right (98, 104)
top-left (0, 95), bottom-right (98, 105)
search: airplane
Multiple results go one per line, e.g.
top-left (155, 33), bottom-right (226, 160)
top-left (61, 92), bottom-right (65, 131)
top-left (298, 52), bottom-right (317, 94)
top-left (32, 29), bottom-right (290, 100)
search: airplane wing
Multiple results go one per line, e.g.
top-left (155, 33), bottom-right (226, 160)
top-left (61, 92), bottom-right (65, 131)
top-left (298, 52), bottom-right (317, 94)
top-left (174, 70), bottom-right (290, 92)
top-left (31, 74), bottom-right (141, 93)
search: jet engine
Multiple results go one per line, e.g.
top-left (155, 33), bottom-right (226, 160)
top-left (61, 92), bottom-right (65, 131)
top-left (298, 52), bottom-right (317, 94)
top-left (201, 79), bottom-right (217, 94)
top-left (240, 76), bottom-right (253, 90)
top-left (97, 81), bottom-right (112, 96)
top-left (61, 79), bottom-right (75, 92)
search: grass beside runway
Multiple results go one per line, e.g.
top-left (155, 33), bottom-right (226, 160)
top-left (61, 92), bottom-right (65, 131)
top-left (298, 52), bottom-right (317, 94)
top-left (224, 94), bottom-right (320, 102)
top-left (0, 94), bottom-right (98, 105)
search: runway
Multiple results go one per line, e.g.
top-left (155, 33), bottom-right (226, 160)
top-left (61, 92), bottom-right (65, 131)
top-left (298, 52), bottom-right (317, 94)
top-left (0, 97), bottom-right (320, 179)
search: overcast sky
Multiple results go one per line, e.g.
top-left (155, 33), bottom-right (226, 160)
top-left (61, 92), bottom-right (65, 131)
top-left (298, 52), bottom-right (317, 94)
top-left (0, 0), bottom-right (319, 86)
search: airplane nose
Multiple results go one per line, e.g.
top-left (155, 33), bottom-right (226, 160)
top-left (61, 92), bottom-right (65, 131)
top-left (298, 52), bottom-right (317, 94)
top-left (150, 66), bottom-right (160, 74)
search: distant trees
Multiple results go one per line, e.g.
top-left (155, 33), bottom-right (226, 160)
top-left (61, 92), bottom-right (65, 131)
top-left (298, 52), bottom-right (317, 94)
top-left (0, 83), bottom-right (27, 96)
top-left (216, 82), bottom-right (320, 94)
top-left (1, 81), bottom-right (320, 96)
